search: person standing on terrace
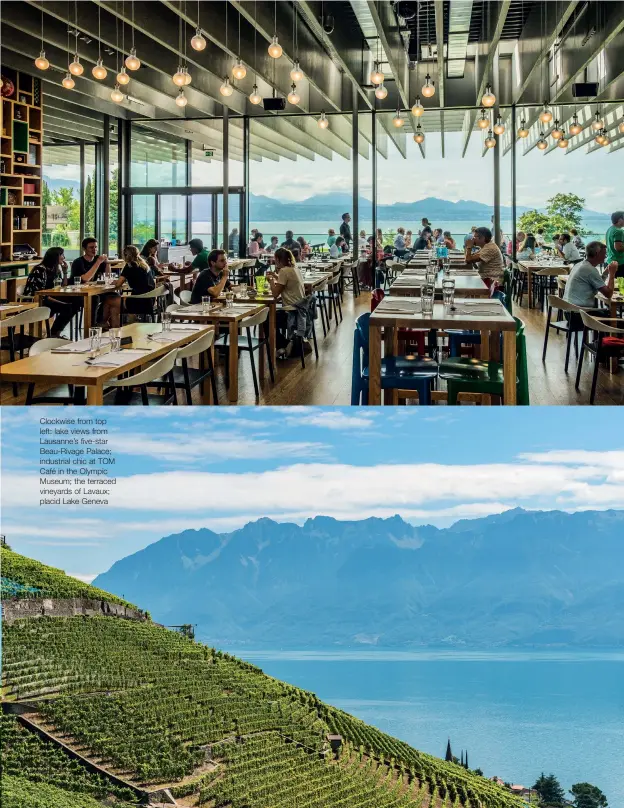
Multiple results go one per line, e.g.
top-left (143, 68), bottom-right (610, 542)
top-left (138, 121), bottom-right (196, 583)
top-left (463, 226), bottom-right (504, 287)
top-left (339, 213), bottom-right (352, 249)
top-left (606, 211), bottom-right (624, 277)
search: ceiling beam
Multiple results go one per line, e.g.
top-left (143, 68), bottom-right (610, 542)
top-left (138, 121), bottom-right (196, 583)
top-left (365, 0), bottom-right (410, 109)
top-left (462, 0), bottom-right (512, 157)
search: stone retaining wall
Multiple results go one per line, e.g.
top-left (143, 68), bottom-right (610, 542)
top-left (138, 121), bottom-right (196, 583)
top-left (1, 597), bottom-right (147, 624)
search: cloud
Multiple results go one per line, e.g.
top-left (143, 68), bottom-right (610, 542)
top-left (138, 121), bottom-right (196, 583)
top-left (69, 573), bottom-right (98, 583)
top-left (284, 410), bottom-right (377, 430)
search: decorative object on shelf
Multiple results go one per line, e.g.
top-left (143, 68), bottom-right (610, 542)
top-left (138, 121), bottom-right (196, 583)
top-left (14, 154), bottom-right (26, 164)
top-left (19, 94), bottom-right (28, 103)
top-left (0, 158), bottom-right (6, 174)
top-left (24, 182), bottom-right (36, 194)
top-left (2, 76), bottom-right (16, 98)
top-left (20, 216), bottom-right (28, 230)
top-left (8, 191), bottom-right (18, 205)
top-left (14, 108), bottom-right (23, 120)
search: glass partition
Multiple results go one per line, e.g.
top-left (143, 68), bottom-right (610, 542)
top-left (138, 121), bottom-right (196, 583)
top-left (42, 145), bottom-right (81, 260)
top-left (159, 194), bottom-right (187, 245)
top-left (132, 195), bottom-right (156, 246)
top-left (131, 126), bottom-right (187, 187)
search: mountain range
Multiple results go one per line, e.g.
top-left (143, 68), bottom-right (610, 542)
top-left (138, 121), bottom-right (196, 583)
top-left (93, 508), bottom-right (624, 650)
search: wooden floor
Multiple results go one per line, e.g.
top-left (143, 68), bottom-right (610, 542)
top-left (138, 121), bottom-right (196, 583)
top-left (1, 291), bottom-right (622, 406)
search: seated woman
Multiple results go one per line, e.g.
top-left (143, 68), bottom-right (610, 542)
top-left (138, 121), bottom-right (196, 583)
top-left (433, 228), bottom-right (445, 245)
top-left (23, 247), bottom-right (80, 337)
top-left (247, 231), bottom-right (264, 257)
top-left (113, 245), bottom-right (156, 318)
top-left (266, 247), bottom-right (308, 356)
top-left (405, 230), bottom-right (413, 249)
top-left (330, 236), bottom-right (345, 258)
top-left (327, 228), bottom-right (337, 248)
top-left (517, 234), bottom-right (537, 260)
top-left (297, 236), bottom-right (311, 260)
top-left (443, 231), bottom-right (456, 250)
top-left (140, 239), bottom-right (173, 301)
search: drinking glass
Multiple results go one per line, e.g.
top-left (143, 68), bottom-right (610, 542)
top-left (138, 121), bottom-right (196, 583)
top-left (225, 291), bottom-right (234, 308)
top-left (74, 276), bottom-right (82, 286)
top-left (239, 282), bottom-right (247, 298)
top-left (442, 278), bottom-right (455, 309)
top-left (89, 327), bottom-right (101, 356)
top-left (201, 295), bottom-right (211, 313)
top-left (255, 276), bottom-right (264, 294)
top-left (109, 327), bottom-right (121, 352)
top-left (421, 285), bottom-right (434, 316)
top-left (425, 268), bottom-right (437, 286)
top-left (617, 277), bottom-right (624, 295)
top-left (161, 311), bottom-right (172, 332)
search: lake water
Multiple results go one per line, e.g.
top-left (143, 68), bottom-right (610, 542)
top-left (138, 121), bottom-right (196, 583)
top-left (234, 650), bottom-right (624, 803)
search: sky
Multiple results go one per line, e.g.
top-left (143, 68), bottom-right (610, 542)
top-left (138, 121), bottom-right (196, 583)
top-left (1, 407), bottom-right (623, 585)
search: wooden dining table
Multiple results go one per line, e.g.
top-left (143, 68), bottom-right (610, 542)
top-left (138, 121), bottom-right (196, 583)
top-left (0, 301), bottom-right (39, 321)
top-left (169, 300), bottom-right (267, 403)
top-left (33, 283), bottom-right (119, 339)
top-left (518, 260), bottom-right (568, 308)
top-left (0, 321), bottom-right (214, 405)
top-left (389, 272), bottom-right (490, 298)
top-left (368, 297), bottom-right (517, 405)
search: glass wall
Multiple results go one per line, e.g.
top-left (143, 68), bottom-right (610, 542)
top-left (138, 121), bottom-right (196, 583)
top-left (132, 195), bottom-right (156, 246)
top-left (109, 141), bottom-right (119, 257)
top-left (84, 144), bottom-right (96, 241)
top-left (131, 126), bottom-right (187, 187)
top-left (159, 194), bottom-right (187, 244)
top-left (357, 113), bottom-right (373, 241)
top-left (42, 145), bottom-right (81, 259)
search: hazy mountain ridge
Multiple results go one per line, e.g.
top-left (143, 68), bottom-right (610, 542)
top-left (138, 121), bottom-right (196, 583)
top-left (94, 509), bottom-right (624, 650)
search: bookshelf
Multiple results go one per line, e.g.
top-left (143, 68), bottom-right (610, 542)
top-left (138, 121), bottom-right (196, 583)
top-left (1, 67), bottom-right (43, 274)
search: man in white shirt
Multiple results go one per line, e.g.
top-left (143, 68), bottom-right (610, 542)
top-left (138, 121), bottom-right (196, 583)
top-left (560, 233), bottom-right (581, 264)
top-left (563, 241), bottom-right (617, 309)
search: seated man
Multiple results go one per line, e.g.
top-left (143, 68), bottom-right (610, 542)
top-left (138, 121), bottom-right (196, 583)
top-left (560, 233), bottom-right (581, 265)
top-left (185, 238), bottom-right (210, 271)
top-left (281, 230), bottom-right (299, 252)
top-left (190, 249), bottom-right (231, 304)
top-left (563, 241), bottom-right (617, 312)
top-left (70, 237), bottom-right (120, 327)
top-left (463, 226), bottom-right (504, 287)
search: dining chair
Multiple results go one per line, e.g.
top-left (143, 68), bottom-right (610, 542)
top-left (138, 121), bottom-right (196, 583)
top-left (214, 307), bottom-right (274, 398)
top-left (169, 329), bottom-right (218, 405)
top-left (121, 285), bottom-right (168, 323)
top-left (179, 289), bottom-right (193, 305)
top-left (575, 311), bottom-right (624, 404)
top-left (1, 306), bottom-right (52, 397)
top-left (24, 338), bottom-right (82, 405)
top-left (542, 295), bottom-right (584, 372)
top-left (104, 348), bottom-right (179, 405)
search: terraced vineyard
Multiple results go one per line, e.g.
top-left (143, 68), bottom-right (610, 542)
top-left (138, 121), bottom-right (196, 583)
top-left (1, 549), bottom-right (523, 808)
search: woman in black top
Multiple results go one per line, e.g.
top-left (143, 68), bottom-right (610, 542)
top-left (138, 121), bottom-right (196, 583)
top-left (23, 247), bottom-right (80, 336)
top-left (140, 239), bottom-right (173, 303)
top-left (114, 245), bottom-right (156, 316)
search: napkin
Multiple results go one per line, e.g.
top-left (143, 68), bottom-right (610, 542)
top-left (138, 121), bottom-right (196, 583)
top-left (86, 350), bottom-right (151, 367)
top-left (51, 337), bottom-right (111, 353)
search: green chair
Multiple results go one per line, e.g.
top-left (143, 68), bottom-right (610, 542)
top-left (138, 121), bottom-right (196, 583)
top-left (439, 316), bottom-right (529, 405)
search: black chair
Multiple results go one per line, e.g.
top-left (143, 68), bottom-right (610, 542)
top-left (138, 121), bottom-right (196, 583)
top-left (215, 308), bottom-right (274, 398)
top-left (542, 295), bottom-right (583, 372)
top-left (575, 310), bottom-right (624, 404)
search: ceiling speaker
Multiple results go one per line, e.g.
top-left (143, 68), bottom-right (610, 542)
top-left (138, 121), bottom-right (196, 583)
top-left (572, 82), bottom-right (599, 98)
top-left (263, 97), bottom-right (286, 111)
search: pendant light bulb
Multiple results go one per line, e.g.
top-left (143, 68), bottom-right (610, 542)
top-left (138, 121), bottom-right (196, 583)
top-left (232, 60), bottom-right (247, 80)
top-left (173, 66), bottom-right (187, 86)
top-left (413, 124), bottom-right (425, 144)
top-left (219, 76), bottom-right (233, 97)
top-left (536, 133), bottom-right (548, 150)
top-left (569, 115), bottom-right (582, 136)
top-left (411, 97), bottom-right (424, 117)
top-left (375, 83), bottom-right (388, 100)
top-left (175, 89), bottom-right (188, 107)
top-left (539, 104), bottom-right (553, 124)
top-left (92, 58), bottom-right (107, 80)
top-left (370, 64), bottom-right (384, 85)
top-left (35, 50), bottom-right (50, 70)
top-left (557, 134), bottom-right (569, 149)
top-left (600, 131), bottom-right (610, 147)
top-left (493, 115), bottom-right (505, 135)
top-left (318, 111), bottom-right (329, 130)
top-left (619, 119), bottom-right (624, 135)
top-left (392, 109), bottom-right (405, 128)
top-left (517, 120), bottom-right (529, 138)
top-left (268, 35), bottom-right (282, 59)
top-left (125, 47), bottom-right (140, 71)
top-left (117, 67), bottom-right (130, 85)
top-left (61, 72), bottom-right (75, 90)
top-left (249, 83), bottom-right (262, 105)
top-left (111, 84), bottom-right (124, 103)
top-left (191, 28), bottom-right (207, 50)
top-left (477, 108), bottom-right (489, 130)
top-left (290, 60), bottom-right (303, 82)
top-left (484, 130), bottom-right (496, 149)
top-left (551, 121), bottom-right (563, 140)
top-left (287, 83), bottom-right (300, 105)
top-left (69, 55), bottom-right (84, 76)
top-left (421, 73), bottom-right (435, 98)
top-left (591, 111), bottom-right (604, 131)
top-left (481, 83), bottom-right (496, 108)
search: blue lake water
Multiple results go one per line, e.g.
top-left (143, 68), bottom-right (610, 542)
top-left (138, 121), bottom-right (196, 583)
top-left (234, 650), bottom-right (624, 803)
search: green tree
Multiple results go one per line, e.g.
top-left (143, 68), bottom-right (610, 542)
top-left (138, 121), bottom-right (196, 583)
top-left (517, 209), bottom-right (550, 235)
top-left (533, 773), bottom-right (566, 806)
top-left (51, 186), bottom-right (80, 232)
top-left (546, 192), bottom-right (585, 232)
top-left (570, 783), bottom-right (608, 808)
top-left (84, 174), bottom-right (95, 237)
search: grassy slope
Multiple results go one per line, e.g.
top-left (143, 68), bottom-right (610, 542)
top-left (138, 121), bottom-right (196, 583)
top-left (1, 550), bottom-right (523, 808)
top-left (0, 547), bottom-right (138, 608)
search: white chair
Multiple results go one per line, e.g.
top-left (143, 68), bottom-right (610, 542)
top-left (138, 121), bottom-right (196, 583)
top-left (122, 285), bottom-right (168, 323)
top-left (179, 289), bottom-right (193, 305)
top-left (215, 308), bottom-right (274, 397)
top-left (1, 306), bottom-right (52, 397)
top-left (169, 329), bottom-right (218, 404)
top-left (25, 338), bottom-right (82, 405)
top-left (105, 349), bottom-right (179, 405)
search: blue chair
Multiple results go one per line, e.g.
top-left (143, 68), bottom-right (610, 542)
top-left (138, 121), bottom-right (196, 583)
top-left (446, 276), bottom-right (511, 357)
top-left (351, 312), bottom-right (438, 405)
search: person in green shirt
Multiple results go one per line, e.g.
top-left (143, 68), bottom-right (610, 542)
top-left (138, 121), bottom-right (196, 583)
top-left (606, 211), bottom-right (624, 276)
top-left (184, 238), bottom-right (210, 271)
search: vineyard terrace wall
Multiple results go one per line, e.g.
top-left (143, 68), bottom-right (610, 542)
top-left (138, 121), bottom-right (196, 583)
top-left (1, 597), bottom-right (148, 625)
